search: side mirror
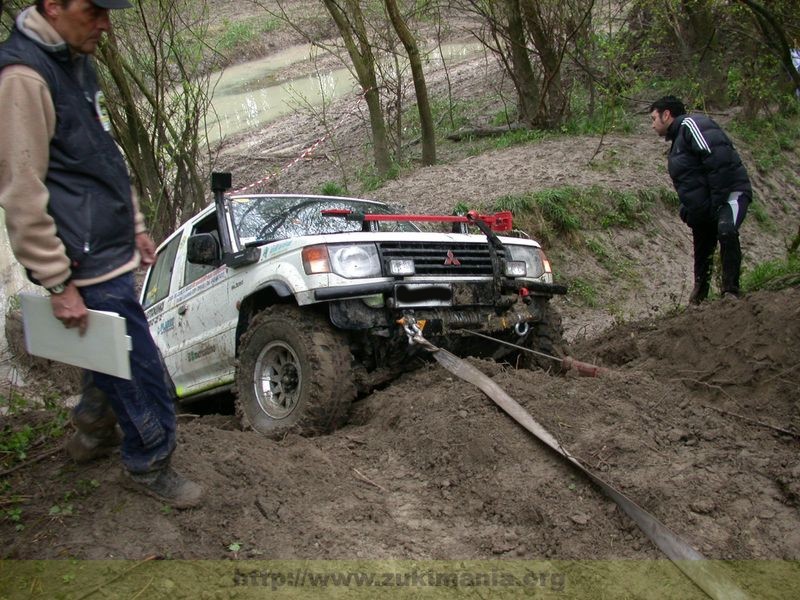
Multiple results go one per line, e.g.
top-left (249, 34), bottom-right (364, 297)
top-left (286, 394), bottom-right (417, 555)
top-left (187, 233), bottom-right (220, 266)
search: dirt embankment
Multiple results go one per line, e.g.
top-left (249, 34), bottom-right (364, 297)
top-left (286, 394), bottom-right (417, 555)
top-left (1, 287), bottom-right (799, 571)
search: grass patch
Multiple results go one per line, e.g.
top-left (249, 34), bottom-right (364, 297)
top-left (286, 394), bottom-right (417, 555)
top-left (492, 128), bottom-right (548, 150)
top-left (749, 201), bottom-right (774, 231)
top-left (0, 390), bottom-right (69, 465)
top-left (402, 97), bottom-right (479, 142)
top-left (742, 254), bottom-right (800, 292)
top-left (319, 181), bottom-right (348, 196)
top-left (562, 97), bottom-right (638, 136)
top-left (728, 107), bottom-right (800, 174)
top-left (215, 17), bottom-right (280, 54)
top-left (490, 186), bottom-right (674, 244)
top-left (566, 277), bottom-right (599, 307)
top-left (586, 237), bottom-right (637, 279)
top-left (356, 163), bottom-right (401, 192)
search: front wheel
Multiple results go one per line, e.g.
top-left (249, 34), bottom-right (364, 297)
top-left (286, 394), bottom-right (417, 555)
top-left (235, 305), bottom-right (354, 437)
top-left (520, 303), bottom-right (566, 372)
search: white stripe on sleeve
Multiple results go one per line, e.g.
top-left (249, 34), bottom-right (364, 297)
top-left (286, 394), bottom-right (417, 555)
top-left (682, 117), bottom-right (711, 154)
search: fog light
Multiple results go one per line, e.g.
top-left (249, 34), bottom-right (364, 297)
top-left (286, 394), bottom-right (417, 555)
top-left (388, 259), bottom-right (415, 276)
top-left (503, 260), bottom-right (527, 277)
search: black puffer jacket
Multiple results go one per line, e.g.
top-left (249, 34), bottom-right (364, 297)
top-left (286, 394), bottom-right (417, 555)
top-left (666, 114), bottom-right (752, 227)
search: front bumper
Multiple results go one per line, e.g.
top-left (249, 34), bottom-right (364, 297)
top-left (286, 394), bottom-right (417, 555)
top-left (314, 279), bottom-right (567, 303)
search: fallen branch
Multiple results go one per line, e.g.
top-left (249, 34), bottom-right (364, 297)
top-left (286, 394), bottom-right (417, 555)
top-left (75, 555), bottom-right (158, 600)
top-left (129, 576), bottom-right (154, 600)
top-left (0, 446), bottom-right (63, 478)
top-left (704, 405), bottom-right (800, 439)
top-left (762, 362), bottom-right (800, 384)
top-left (669, 377), bottom-right (737, 401)
top-left (0, 496), bottom-right (31, 506)
top-left (446, 124), bottom-right (525, 141)
top-left (352, 468), bottom-right (387, 492)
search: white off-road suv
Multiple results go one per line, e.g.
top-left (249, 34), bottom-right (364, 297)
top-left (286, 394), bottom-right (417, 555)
top-left (141, 173), bottom-right (566, 437)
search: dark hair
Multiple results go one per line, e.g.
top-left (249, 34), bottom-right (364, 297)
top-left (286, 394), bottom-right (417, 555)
top-left (649, 95), bottom-right (686, 117)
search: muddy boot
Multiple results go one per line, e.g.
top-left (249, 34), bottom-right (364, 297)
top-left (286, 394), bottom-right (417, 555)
top-left (688, 279), bottom-right (710, 305)
top-left (125, 467), bottom-right (204, 509)
top-left (65, 426), bottom-right (123, 463)
top-left (65, 380), bottom-right (123, 463)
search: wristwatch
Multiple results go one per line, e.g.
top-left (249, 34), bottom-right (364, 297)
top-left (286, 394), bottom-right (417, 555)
top-left (47, 281), bottom-right (68, 295)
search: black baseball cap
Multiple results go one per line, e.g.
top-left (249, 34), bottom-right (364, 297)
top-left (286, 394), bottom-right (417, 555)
top-left (91, 0), bottom-right (133, 8)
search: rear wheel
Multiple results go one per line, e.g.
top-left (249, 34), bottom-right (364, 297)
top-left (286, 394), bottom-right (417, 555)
top-left (236, 305), bottom-right (354, 437)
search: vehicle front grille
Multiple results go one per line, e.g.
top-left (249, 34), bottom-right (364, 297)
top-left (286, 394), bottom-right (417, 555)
top-left (378, 241), bottom-right (504, 276)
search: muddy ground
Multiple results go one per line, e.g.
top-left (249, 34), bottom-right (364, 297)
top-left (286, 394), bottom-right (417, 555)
top-left (1, 288), bottom-right (799, 575)
top-left (2, 1), bottom-right (800, 596)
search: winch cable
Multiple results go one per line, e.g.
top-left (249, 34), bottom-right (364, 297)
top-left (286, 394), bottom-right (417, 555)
top-left (399, 319), bottom-right (749, 600)
top-left (463, 329), bottom-right (607, 377)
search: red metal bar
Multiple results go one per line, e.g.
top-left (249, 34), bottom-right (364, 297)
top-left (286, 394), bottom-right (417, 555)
top-left (321, 209), bottom-right (513, 232)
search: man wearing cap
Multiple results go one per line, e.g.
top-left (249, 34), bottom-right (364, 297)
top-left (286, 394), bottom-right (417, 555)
top-left (0, 0), bottom-right (203, 508)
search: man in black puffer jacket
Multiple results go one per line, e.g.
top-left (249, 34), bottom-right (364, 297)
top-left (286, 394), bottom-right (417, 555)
top-left (649, 95), bottom-right (753, 304)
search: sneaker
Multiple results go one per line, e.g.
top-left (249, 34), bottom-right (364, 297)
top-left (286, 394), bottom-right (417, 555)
top-left (721, 291), bottom-right (740, 301)
top-left (126, 467), bottom-right (204, 509)
top-left (65, 426), bottom-right (123, 463)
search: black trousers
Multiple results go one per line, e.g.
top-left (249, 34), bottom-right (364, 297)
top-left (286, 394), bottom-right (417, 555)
top-left (691, 191), bottom-right (751, 298)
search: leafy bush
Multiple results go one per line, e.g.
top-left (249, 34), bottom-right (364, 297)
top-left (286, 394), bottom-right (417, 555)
top-left (320, 181), bottom-right (348, 196)
top-left (728, 107), bottom-right (800, 174)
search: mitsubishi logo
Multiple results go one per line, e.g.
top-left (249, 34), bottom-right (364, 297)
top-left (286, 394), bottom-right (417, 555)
top-left (443, 250), bottom-right (461, 266)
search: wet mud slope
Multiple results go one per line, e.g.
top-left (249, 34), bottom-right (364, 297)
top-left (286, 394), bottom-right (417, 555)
top-left (1, 287), bottom-right (799, 566)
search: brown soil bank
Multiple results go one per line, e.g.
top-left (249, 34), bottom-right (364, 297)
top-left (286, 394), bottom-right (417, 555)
top-left (1, 288), bottom-right (798, 586)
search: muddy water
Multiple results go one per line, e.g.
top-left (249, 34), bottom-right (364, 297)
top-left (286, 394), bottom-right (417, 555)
top-left (207, 42), bottom-right (482, 142)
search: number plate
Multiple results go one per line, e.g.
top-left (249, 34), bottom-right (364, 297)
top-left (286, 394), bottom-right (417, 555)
top-left (394, 283), bottom-right (452, 307)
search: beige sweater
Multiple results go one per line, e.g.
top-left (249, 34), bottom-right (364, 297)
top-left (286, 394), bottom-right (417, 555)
top-left (0, 8), bottom-right (146, 289)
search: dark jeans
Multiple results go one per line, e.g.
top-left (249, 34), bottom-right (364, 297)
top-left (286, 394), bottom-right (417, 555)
top-left (77, 272), bottom-right (175, 474)
top-left (691, 191), bottom-right (751, 298)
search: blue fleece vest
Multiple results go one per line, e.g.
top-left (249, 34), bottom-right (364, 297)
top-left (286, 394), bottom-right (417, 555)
top-left (0, 25), bottom-right (135, 282)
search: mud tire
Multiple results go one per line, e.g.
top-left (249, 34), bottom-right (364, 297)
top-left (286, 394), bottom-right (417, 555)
top-left (522, 303), bottom-right (567, 372)
top-left (235, 305), bottom-right (354, 438)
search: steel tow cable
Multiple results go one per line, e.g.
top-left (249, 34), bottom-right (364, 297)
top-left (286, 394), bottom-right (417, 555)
top-left (398, 318), bottom-right (749, 600)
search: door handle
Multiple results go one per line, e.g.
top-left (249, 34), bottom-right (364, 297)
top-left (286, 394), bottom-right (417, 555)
top-left (177, 305), bottom-right (188, 315)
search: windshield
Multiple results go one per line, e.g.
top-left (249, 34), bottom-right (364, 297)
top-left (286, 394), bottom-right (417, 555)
top-left (230, 195), bottom-right (418, 245)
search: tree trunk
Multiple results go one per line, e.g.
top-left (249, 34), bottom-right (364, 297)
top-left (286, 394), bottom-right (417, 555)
top-left (384, 0), bottom-right (436, 166)
top-left (322, 0), bottom-right (392, 176)
top-left (520, 0), bottom-right (567, 128)
top-left (683, 0), bottom-right (726, 107)
top-left (504, 0), bottom-right (540, 127)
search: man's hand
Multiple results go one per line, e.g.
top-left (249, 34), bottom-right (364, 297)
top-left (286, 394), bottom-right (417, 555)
top-left (136, 232), bottom-right (156, 267)
top-left (51, 283), bottom-right (89, 336)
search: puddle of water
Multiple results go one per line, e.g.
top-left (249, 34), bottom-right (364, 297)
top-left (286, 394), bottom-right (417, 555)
top-left (207, 41), bottom-right (483, 142)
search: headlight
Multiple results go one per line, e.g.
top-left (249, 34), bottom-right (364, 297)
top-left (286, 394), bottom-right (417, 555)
top-left (506, 245), bottom-right (545, 278)
top-left (329, 244), bottom-right (382, 278)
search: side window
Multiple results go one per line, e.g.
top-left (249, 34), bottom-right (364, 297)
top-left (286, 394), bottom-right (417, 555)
top-left (142, 234), bottom-right (181, 309)
top-left (183, 213), bottom-right (222, 287)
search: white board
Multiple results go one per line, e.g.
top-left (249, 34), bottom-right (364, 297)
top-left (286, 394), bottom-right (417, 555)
top-left (20, 293), bottom-right (132, 380)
